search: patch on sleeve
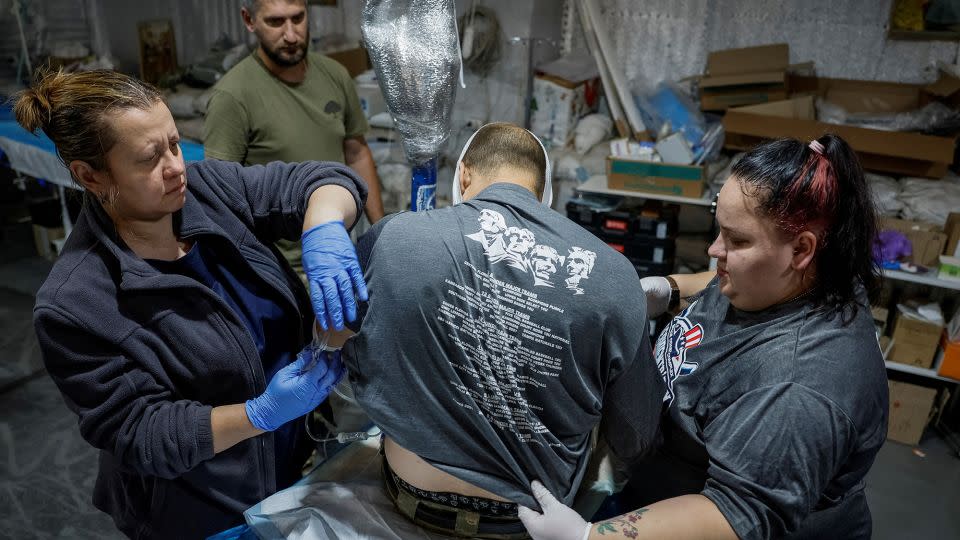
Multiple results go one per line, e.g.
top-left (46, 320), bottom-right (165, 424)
top-left (654, 302), bottom-right (704, 406)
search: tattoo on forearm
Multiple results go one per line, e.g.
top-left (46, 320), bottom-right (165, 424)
top-left (596, 508), bottom-right (649, 537)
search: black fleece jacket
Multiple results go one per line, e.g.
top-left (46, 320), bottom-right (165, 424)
top-left (33, 159), bottom-right (366, 539)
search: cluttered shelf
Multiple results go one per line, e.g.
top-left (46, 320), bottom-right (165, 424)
top-left (885, 360), bottom-right (958, 383)
top-left (575, 175), bottom-right (715, 207)
top-left (883, 268), bottom-right (960, 291)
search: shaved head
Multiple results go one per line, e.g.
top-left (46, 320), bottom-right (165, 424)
top-left (242, 0), bottom-right (305, 16)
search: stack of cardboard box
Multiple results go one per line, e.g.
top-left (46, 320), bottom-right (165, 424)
top-left (721, 69), bottom-right (960, 179)
top-left (888, 307), bottom-right (944, 369)
top-left (699, 44), bottom-right (789, 111)
top-left (887, 381), bottom-right (939, 446)
top-left (881, 217), bottom-right (949, 267)
top-left (879, 212), bottom-right (960, 446)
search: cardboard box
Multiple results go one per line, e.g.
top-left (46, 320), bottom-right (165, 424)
top-left (887, 380), bottom-right (937, 445)
top-left (888, 311), bottom-right (944, 368)
top-left (701, 86), bottom-right (788, 111)
top-left (922, 69), bottom-right (960, 108)
top-left (530, 73), bottom-right (600, 149)
top-left (879, 218), bottom-right (948, 267)
top-left (606, 157), bottom-right (706, 198)
top-left (700, 44), bottom-right (788, 111)
top-left (944, 212), bottom-right (960, 258)
top-left (722, 74), bottom-right (959, 178)
top-left (939, 255), bottom-right (960, 281)
top-left (872, 306), bottom-right (890, 336)
top-left (936, 333), bottom-right (960, 381)
top-left (325, 47), bottom-right (370, 78)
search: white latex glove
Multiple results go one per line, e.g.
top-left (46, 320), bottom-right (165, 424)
top-left (640, 276), bottom-right (672, 318)
top-left (518, 481), bottom-right (591, 540)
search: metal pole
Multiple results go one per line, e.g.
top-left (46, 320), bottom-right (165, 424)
top-left (13, 0), bottom-right (34, 78)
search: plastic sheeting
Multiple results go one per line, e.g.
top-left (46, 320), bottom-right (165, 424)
top-left (866, 172), bottom-right (904, 217)
top-left (899, 175), bottom-right (960, 226)
top-left (818, 99), bottom-right (960, 133)
top-left (568, 0), bottom-right (960, 91)
top-left (362, 0), bottom-right (462, 166)
top-left (244, 440), bottom-right (455, 540)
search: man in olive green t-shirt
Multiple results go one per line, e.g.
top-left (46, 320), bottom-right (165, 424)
top-left (204, 0), bottom-right (385, 227)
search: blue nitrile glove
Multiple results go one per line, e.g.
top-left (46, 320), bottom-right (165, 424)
top-left (301, 221), bottom-right (369, 331)
top-left (245, 346), bottom-right (345, 432)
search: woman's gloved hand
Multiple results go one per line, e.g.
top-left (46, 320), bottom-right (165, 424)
top-left (640, 276), bottom-right (672, 318)
top-left (301, 221), bottom-right (368, 331)
top-left (245, 347), bottom-right (345, 432)
top-left (518, 481), bottom-right (592, 540)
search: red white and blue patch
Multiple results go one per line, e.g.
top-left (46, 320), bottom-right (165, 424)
top-left (654, 300), bottom-right (704, 405)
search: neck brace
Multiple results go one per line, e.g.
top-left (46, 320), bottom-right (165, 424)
top-left (451, 124), bottom-right (553, 207)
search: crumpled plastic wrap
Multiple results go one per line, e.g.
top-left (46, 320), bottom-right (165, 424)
top-left (865, 172), bottom-right (903, 217)
top-left (899, 175), bottom-right (960, 226)
top-left (368, 141), bottom-right (414, 214)
top-left (633, 81), bottom-right (705, 146)
top-left (165, 92), bottom-right (201, 119)
top-left (361, 0), bottom-right (461, 165)
top-left (574, 114), bottom-right (613, 154)
top-left (377, 163), bottom-right (415, 214)
top-left (817, 99), bottom-right (960, 134)
top-left (549, 144), bottom-right (608, 212)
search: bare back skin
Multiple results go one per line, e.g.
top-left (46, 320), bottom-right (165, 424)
top-left (384, 437), bottom-right (511, 501)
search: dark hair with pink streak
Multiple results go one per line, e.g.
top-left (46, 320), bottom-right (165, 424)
top-left (731, 134), bottom-right (881, 319)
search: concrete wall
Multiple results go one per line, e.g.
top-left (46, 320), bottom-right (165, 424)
top-left (91, 0), bottom-right (246, 74)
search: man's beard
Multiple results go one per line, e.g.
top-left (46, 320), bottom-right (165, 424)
top-left (262, 31), bottom-right (310, 67)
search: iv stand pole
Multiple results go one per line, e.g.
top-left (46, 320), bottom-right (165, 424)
top-left (13, 0), bottom-right (34, 79)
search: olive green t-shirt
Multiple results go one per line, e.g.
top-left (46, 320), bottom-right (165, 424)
top-left (203, 51), bottom-right (368, 165)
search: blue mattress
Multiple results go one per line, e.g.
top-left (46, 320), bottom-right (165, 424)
top-left (0, 102), bottom-right (204, 162)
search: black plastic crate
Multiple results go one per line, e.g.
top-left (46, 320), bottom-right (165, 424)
top-left (629, 204), bottom-right (679, 239)
top-left (630, 257), bottom-right (675, 277)
top-left (568, 196), bottom-right (679, 240)
top-left (604, 234), bottom-right (676, 263)
top-left (566, 195), bottom-right (622, 231)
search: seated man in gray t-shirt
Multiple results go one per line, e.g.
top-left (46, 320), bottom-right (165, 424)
top-left (341, 123), bottom-right (664, 534)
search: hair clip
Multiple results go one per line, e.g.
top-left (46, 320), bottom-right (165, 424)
top-left (808, 140), bottom-right (825, 155)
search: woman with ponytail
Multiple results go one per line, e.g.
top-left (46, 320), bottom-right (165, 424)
top-left (18, 69), bottom-right (370, 538)
top-left (520, 135), bottom-right (888, 540)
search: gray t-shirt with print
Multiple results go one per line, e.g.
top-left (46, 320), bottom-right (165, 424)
top-left (638, 278), bottom-right (888, 540)
top-left (344, 183), bottom-right (664, 508)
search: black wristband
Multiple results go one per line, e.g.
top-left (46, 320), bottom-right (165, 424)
top-left (665, 275), bottom-right (680, 311)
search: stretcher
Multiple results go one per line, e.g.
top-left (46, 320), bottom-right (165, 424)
top-left (0, 108), bottom-right (204, 234)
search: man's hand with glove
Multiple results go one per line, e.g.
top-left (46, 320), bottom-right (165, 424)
top-left (640, 276), bottom-right (672, 318)
top-left (518, 480), bottom-right (592, 540)
top-left (301, 221), bottom-right (368, 331)
top-left (245, 346), bottom-right (345, 432)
